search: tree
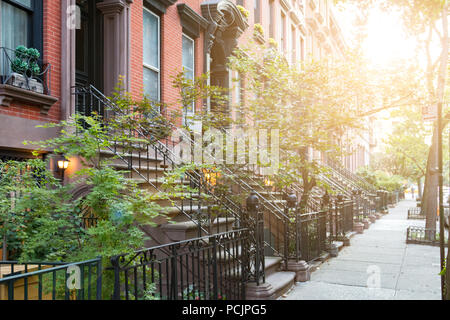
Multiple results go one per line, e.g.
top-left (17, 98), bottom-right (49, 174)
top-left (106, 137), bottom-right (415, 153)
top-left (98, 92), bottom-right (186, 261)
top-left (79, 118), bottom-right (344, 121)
top-left (337, 0), bottom-right (448, 230)
top-left (336, 0), bottom-right (449, 298)
top-left (373, 107), bottom-right (432, 196)
top-left (226, 40), bottom-right (382, 208)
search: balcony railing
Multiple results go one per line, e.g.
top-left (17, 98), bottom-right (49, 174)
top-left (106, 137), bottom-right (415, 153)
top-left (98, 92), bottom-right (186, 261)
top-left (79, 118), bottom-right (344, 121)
top-left (0, 47), bottom-right (52, 95)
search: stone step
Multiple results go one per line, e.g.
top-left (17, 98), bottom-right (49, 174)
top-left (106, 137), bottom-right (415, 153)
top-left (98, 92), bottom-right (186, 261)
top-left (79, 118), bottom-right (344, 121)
top-left (264, 256), bottom-right (283, 277)
top-left (221, 255), bottom-right (283, 280)
top-left (130, 178), bottom-right (191, 189)
top-left (99, 148), bottom-right (166, 164)
top-left (246, 267), bottom-right (296, 300)
top-left (161, 217), bottom-right (237, 242)
top-left (112, 163), bottom-right (168, 173)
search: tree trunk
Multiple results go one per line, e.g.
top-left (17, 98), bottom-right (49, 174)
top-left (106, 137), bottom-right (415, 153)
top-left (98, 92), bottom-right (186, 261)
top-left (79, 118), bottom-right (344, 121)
top-left (418, 177), bottom-right (422, 198)
top-left (446, 255), bottom-right (450, 299)
top-left (422, 130), bottom-right (438, 231)
top-left (421, 4), bottom-right (449, 233)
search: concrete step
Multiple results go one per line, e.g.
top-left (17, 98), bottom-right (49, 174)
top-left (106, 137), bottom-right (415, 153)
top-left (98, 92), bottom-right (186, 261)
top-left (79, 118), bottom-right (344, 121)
top-left (130, 178), bottom-right (191, 189)
top-left (224, 256), bottom-right (283, 280)
top-left (264, 256), bottom-right (283, 276)
top-left (266, 271), bottom-right (296, 299)
top-left (161, 217), bottom-right (237, 242)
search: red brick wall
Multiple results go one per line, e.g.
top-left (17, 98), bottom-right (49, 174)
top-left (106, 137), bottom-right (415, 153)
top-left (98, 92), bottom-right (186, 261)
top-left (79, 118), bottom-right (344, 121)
top-left (1, 1), bottom-right (207, 126)
top-left (130, 0), bottom-right (205, 127)
top-left (0, 0), bottom-right (61, 123)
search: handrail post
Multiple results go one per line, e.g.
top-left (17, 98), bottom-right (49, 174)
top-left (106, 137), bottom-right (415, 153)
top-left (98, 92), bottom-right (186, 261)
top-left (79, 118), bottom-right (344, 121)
top-left (212, 235), bottom-right (218, 300)
top-left (96, 257), bottom-right (103, 300)
top-left (111, 256), bottom-right (121, 300)
top-left (246, 191), bottom-right (264, 285)
top-left (171, 245), bottom-right (178, 300)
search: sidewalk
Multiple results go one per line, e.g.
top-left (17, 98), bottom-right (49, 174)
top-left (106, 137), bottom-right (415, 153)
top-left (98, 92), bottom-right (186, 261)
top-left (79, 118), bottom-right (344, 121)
top-left (281, 200), bottom-right (443, 300)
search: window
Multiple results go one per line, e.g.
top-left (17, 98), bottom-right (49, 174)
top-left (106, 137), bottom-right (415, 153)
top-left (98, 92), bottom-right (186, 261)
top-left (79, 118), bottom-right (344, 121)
top-left (280, 13), bottom-right (286, 53)
top-left (143, 8), bottom-right (160, 101)
top-left (0, 0), bottom-right (42, 51)
top-left (291, 26), bottom-right (296, 63)
top-left (300, 37), bottom-right (305, 61)
top-left (254, 0), bottom-right (260, 24)
top-left (182, 33), bottom-right (195, 124)
top-left (234, 72), bottom-right (245, 124)
top-left (269, 0), bottom-right (274, 38)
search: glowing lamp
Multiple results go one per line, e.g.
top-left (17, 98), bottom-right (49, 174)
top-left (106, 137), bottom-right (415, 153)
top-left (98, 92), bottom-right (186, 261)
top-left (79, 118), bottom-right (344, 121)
top-left (57, 157), bottom-right (70, 170)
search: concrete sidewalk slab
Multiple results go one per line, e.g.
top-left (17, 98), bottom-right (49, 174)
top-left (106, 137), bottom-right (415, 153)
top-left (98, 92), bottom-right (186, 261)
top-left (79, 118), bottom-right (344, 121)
top-left (281, 200), bottom-right (443, 300)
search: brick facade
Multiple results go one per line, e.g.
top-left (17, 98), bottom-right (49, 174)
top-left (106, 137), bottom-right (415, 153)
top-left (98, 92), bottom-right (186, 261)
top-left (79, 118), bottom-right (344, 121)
top-left (0, 0), bottom-right (62, 123)
top-left (0, 0), bottom-right (368, 171)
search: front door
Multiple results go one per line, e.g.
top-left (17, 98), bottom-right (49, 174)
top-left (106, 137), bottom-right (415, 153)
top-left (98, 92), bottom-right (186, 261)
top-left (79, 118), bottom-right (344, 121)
top-left (75, 0), bottom-right (103, 90)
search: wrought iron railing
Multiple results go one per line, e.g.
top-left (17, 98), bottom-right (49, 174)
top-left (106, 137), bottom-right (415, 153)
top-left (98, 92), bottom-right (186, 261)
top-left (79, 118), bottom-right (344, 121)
top-left (286, 210), bottom-right (328, 263)
top-left (323, 158), bottom-right (376, 193)
top-left (0, 258), bottom-right (102, 300)
top-left (73, 85), bottom-right (244, 238)
top-left (406, 226), bottom-right (448, 247)
top-left (108, 229), bottom-right (250, 300)
top-left (407, 207), bottom-right (425, 220)
top-left (352, 192), bottom-right (372, 222)
top-left (0, 47), bottom-right (52, 95)
top-left (328, 199), bottom-right (354, 242)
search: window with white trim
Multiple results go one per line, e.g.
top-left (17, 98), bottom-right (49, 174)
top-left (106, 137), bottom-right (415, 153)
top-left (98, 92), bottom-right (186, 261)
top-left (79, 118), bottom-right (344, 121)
top-left (0, 0), bottom-right (42, 50)
top-left (182, 33), bottom-right (195, 124)
top-left (143, 8), bottom-right (160, 101)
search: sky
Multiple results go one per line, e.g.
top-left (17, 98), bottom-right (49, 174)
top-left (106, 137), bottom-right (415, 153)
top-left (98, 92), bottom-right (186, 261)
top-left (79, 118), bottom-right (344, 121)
top-left (334, 4), bottom-right (421, 66)
top-left (334, 3), bottom-right (441, 152)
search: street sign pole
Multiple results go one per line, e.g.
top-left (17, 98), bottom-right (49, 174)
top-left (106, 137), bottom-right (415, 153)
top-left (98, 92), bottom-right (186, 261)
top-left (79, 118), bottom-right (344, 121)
top-left (437, 101), bottom-right (446, 300)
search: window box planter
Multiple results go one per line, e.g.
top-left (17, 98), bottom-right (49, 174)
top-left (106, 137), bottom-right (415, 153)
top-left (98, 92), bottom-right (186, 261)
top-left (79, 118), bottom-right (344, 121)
top-left (7, 72), bottom-right (44, 94)
top-left (0, 47), bottom-right (56, 114)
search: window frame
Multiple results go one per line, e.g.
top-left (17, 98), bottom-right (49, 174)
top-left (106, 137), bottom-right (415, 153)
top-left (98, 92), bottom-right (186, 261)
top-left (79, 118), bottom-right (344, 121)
top-left (0, 0), bottom-right (43, 53)
top-left (254, 0), bottom-right (261, 24)
top-left (143, 7), bottom-right (161, 102)
top-left (182, 32), bottom-right (195, 123)
top-left (280, 11), bottom-right (286, 54)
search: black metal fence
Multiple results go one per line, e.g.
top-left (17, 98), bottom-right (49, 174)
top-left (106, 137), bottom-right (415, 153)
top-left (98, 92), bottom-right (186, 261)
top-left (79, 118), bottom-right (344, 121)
top-left (297, 211), bottom-right (328, 262)
top-left (407, 207), bottom-right (425, 220)
top-left (0, 258), bottom-right (102, 300)
top-left (353, 194), bottom-right (371, 223)
top-left (406, 226), bottom-right (448, 247)
top-left (109, 229), bottom-right (249, 300)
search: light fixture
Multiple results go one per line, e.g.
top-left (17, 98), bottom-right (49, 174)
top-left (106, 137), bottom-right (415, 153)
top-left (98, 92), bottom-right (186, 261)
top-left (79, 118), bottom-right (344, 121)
top-left (57, 158), bottom-right (70, 170)
top-left (264, 177), bottom-right (274, 187)
top-left (56, 155), bottom-right (70, 184)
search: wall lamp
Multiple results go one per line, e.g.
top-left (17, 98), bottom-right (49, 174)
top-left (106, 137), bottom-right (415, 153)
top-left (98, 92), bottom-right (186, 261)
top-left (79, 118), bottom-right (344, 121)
top-left (56, 155), bottom-right (70, 184)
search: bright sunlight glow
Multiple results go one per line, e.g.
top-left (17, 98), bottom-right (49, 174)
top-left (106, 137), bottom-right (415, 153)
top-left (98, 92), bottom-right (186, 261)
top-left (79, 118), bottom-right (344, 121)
top-left (363, 8), bottom-right (417, 67)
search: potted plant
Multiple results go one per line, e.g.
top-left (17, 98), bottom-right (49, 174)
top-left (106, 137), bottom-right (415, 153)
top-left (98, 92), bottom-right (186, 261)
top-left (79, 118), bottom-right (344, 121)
top-left (8, 45), bottom-right (44, 94)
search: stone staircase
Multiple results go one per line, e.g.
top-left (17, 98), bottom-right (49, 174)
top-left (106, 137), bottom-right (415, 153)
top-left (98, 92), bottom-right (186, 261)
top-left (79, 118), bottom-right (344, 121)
top-left (99, 144), bottom-right (240, 247)
top-left (74, 85), bottom-right (379, 300)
